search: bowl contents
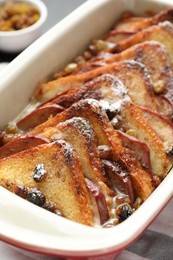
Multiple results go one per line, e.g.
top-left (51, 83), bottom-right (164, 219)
top-left (0, 1), bottom-right (40, 31)
top-left (0, 8), bottom-right (173, 228)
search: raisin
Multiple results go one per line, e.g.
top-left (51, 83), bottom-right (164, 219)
top-left (27, 188), bottom-right (45, 206)
top-left (118, 204), bottom-right (133, 221)
top-left (15, 185), bottom-right (28, 199)
top-left (33, 163), bottom-right (47, 182)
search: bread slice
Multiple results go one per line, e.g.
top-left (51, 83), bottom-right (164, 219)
top-left (19, 71), bottom-right (157, 132)
top-left (0, 141), bottom-right (94, 225)
top-left (138, 106), bottom-right (173, 156)
top-left (57, 100), bottom-right (154, 201)
top-left (105, 9), bottom-right (173, 43)
top-left (34, 61), bottom-right (157, 114)
top-left (75, 41), bottom-right (173, 95)
top-left (48, 117), bottom-right (120, 207)
top-left (43, 115), bottom-right (155, 203)
top-left (105, 41), bottom-right (173, 120)
top-left (51, 117), bottom-right (107, 185)
top-left (112, 21), bottom-right (173, 68)
top-left (17, 74), bottom-right (129, 131)
top-left (119, 103), bottom-right (172, 178)
top-left (30, 99), bottom-right (154, 201)
top-left (116, 130), bottom-right (152, 175)
top-left (53, 9), bottom-right (173, 78)
top-left (43, 72), bottom-right (157, 117)
top-left (33, 73), bottom-right (171, 179)
top-left (17, 104), bottom-right (64, 131)
top-left (69, 41), bottom-right (173, 120)
top-left (113, 9), bottom-right (173, 31)
top-left (0, 135), bottom-right (49, 159)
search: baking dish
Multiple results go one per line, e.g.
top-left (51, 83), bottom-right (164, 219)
top-left (0, 0), bottom-right (173, 259)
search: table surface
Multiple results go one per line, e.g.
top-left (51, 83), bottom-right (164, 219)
top-left (0, 1), bottom-right (173, 259)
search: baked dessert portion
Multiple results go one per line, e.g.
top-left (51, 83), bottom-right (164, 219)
top-left (0, 141), bottom-right (94, 226)
top-left (0, 9), bottom-right (173, 227)
top-left (29, 75), bottom-right (172, 178)
top-left (105, 9), bottom-right (173, 43)
top-left (34, 60), bottom-right (157, 106)
top-left (70, 41), bottom-right (173, 110)
top-left (0, 99), bottom-right (154, 226)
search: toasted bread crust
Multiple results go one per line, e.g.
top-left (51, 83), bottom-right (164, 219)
top-left (120, 103), bottom-right (172, 178)
top-left (0, 141), bottom-right (94, 225)
top-left (73, 42), bottom-right (173, 102)
top-left (0, 135), bottom-right (49, 159)
top-left (138, 106), bottom-right (173, 155)
top-left (112, 22), bottom-right (173, 66)
top-left (30, 99), bottom-right (154, 200)
top-left (17, 104), bottom-right (64, 131)
top-left (105, 9), bottom-right (173, 43)
top-left (31, 74), bottom-right (171, 180)
top-left (52, 117), bottom-right (107, 184)
top-left (35, 61), bottom-right (157, 113)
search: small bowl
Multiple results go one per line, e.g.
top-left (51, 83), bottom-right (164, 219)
top-left (0, 0), bottom-right (47, 53)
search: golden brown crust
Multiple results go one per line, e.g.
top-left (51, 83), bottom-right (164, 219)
top-left (17, 104), bottom-right (64, 131)
top-left (138, 106), bottom-right (173, 155)
top-left (112, 21), bottom-right (173, 67)
top-left (105, 9), bottom-right (173, 43)
top-left (31, 73), bottom-right (172, 180)
top-left (34, 61), bottom-right (157, 114)
top-left (51, 117), bottom-right (107, 184)
top-left (74, 41), bottom-right (173, 103)
top-left (120, 103), bottom-right (172, 178)
top-left (0, 141), bottom-right (94, 225)
top-left (30, 99), bottom-right (154, 201)
top-left (0, 135), bottom-right (49, 159)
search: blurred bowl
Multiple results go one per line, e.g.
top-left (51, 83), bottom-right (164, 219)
top-left (0, 0), bottom-right (47, 53)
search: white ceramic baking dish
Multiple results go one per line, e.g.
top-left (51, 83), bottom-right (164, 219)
top-left (0, 0), bottom-right (173, 259)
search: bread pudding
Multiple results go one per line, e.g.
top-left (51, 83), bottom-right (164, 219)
top-left (0, 8), bottom-right (173, 228)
